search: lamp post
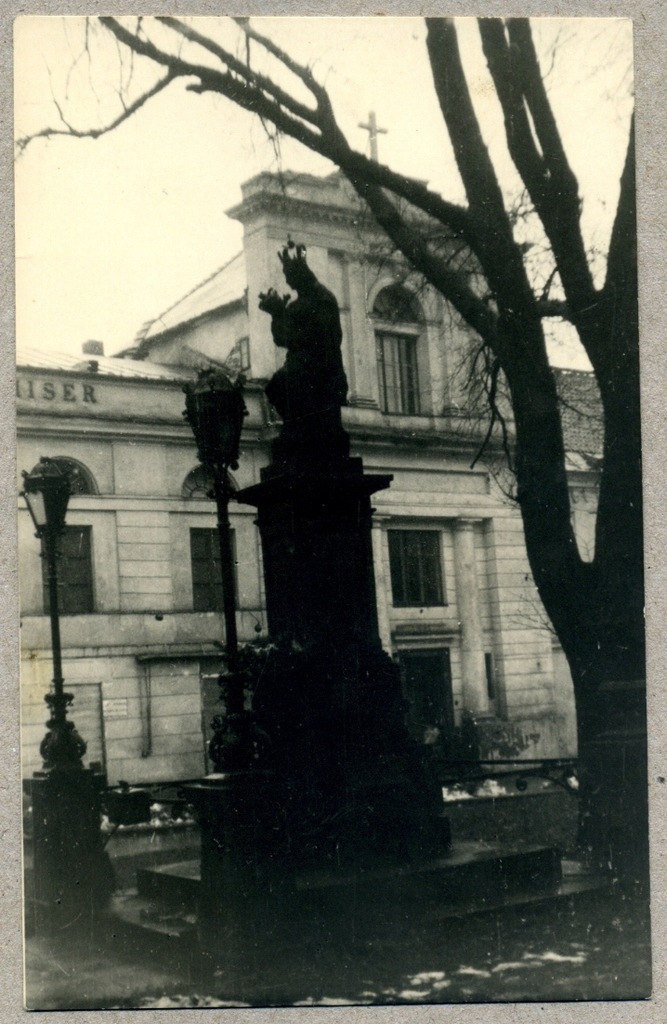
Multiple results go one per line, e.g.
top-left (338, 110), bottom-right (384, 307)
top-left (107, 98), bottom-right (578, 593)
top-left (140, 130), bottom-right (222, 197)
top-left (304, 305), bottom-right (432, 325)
top-left (183, 370), bottom-right (286, 983)
top-left (20, 457), bottom-right (112, 931)
top-left (21, 457), bottom-right (86, 768)
top-left (183, 368), bottom-right (253, 770)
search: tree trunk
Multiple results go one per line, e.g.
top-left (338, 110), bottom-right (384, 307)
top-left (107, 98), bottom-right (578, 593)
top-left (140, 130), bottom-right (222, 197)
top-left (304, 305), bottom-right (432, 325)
top-left (500, 287), bottom-right (645, 882)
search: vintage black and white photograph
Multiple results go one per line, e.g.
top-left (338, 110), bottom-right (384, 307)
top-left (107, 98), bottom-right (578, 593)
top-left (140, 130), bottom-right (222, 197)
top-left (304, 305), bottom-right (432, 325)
top-left (14, 14), bottom-right (651, 1009)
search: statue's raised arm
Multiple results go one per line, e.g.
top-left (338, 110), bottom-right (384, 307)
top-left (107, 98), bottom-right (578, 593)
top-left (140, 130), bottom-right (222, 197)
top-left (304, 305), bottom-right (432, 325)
top-left (259, 241), bottom-right (349, 462)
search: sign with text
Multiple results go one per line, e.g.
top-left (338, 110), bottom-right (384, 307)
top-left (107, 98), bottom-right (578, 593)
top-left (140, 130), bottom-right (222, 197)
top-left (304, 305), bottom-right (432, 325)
top-left (102, 697), bottom-right (128, 719)
top-left (16, 376), bottom-right (97, 404)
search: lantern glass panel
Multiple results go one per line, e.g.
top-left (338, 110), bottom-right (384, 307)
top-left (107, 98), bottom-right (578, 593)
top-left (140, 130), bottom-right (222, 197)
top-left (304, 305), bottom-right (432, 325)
top-left (185, 376), bottom-right (245, 469)
top-left (22, 460), bottom-right (72, 535)
top-left (24, 488), bottom-right (47, 530)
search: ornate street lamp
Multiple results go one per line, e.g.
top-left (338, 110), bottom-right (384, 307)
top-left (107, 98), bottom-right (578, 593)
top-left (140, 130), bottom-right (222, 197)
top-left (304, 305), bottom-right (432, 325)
top-left (182, 369), bottom-right (283, 977)
top-left (21, 457), bottom-right (86, 769)
top-left (183, 368), bottom-right (254, 770)
top-left (20, 457), bottom-right (112, 932)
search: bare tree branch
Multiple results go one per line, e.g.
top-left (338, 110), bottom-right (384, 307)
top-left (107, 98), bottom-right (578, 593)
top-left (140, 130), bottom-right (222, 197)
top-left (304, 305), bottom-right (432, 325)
top-left (480, 18), bottom-right (602, 361)
top-left (233, 16), bottom-right (331, 107)
top-left (19, 16), bottom-right (477, 252)
top-left (425, 19), bottom-right (537, 323)
top-left (158, 16), bottom-right (320, 127)
top-left (603, 115), bottom-right (636, 316)
top-left (426, 19), bottom-right (508, 228)
top-left (15, 69), bottom-right (177, 154)
top-left (348, 175), bottom-right (500, 344)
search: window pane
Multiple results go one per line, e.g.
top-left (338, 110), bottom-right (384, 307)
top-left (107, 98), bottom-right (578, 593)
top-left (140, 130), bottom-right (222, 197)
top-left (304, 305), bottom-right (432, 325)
top-left (376, 335), bottom-right (389, 412)
top-left (190, 528), bottom-right (212, 558)
top-left (388, 530), bottom-right (445, 607)
top-left (418, 532), bottom-right (444, 605)
top-left (402, 345), bottom-right (419, 415)
top-left (376, 332), bottom-right (420, 415)
top-left (238, 336), bottom-right (251, 373)
top-left (42, 526), bottom-right (94, 615)
top-left (190, 527), bottom-right (237, 612)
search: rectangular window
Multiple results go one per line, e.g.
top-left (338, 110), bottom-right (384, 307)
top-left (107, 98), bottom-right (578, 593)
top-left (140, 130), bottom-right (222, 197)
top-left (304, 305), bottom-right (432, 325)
top-left (376, 331), bottom-right (420, 414)
top-left (388, 530), bottom-right (445, 607)
top-left (190, 527), bottom-right (237, 612)
top-left (42, 525), bottom-right (94, 615)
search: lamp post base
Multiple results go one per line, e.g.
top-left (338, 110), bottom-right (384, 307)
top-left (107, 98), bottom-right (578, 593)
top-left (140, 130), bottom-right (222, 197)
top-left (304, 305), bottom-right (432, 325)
top-left (24, 766), bottom-right (114, 934)
top-left (181, 770), bottom-right (289, 985)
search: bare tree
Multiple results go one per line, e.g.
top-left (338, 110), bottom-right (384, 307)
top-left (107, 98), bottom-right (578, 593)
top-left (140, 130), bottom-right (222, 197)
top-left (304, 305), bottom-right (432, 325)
top-left (18, 16), bottom-right (644, 871)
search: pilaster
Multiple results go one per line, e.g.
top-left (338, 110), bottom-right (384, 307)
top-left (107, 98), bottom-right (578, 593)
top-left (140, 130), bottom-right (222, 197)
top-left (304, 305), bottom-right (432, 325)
top-left (453, 517), bottom-right (489, 715)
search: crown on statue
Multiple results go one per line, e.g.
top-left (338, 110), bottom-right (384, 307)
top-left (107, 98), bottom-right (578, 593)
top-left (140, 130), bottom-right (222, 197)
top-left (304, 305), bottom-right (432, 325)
top-left (278, 238), bottom-right (307, 265)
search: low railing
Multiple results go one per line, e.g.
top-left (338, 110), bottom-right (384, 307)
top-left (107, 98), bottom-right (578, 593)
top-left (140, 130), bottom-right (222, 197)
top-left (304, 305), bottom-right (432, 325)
top-left (436, 757), bottom-right (579, 796)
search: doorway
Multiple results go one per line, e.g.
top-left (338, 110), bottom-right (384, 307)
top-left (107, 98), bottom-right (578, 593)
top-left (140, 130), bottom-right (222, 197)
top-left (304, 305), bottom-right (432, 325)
top-left (397, 647), bottom-right (454, 745)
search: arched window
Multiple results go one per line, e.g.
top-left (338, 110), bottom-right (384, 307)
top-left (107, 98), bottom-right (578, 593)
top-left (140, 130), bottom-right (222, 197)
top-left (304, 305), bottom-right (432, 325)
top-left (181, 466), bottom-right (237, 499)
top-left (373, 284), bottom-right (422, 324)
top-left (372, 285), bottom-right (423, 415)
top-left (182, 465), bottom-right (214, 499)
top-left (40, 457), bottom-right (98, 495)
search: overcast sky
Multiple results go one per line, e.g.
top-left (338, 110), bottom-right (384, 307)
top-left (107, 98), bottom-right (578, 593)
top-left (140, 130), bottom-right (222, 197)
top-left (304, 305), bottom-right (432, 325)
top-left (14, 16), bottom-right (633, 367)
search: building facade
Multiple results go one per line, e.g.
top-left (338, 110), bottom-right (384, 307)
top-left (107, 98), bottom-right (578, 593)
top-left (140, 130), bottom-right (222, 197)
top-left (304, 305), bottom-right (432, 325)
top-left (18, 171), bottom-right (601, 786)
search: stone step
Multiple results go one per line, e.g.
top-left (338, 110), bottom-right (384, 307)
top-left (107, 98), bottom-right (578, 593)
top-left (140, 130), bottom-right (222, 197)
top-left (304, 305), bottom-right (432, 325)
top-left (136, 858), bottom-right (200, 913)
top-left (131, 841), bottom-right (566, 920)
top-left (106, 858), bottom-right (608, 950)
top-left (108, 890), bottom-right (197, 941)
top-left (295, 842), bottom-right (561, 898)
top-left (425, 874), bottom-right (611, 922)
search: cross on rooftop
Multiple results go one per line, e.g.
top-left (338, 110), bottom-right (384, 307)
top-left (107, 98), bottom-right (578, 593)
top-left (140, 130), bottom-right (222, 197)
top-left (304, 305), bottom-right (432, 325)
top-left (358, 110), bottom-right (388, 163)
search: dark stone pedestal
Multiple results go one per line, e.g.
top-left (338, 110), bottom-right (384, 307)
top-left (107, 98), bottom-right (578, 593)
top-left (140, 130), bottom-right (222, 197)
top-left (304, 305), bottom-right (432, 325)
top-left (238, 454), bottom-right (388, 649)
top-left (236, 454), bottom-right (450, 871)
top-left (24, 767), bottom-right (113, 933)
top-left (182, 448), bottom-right (451, 979)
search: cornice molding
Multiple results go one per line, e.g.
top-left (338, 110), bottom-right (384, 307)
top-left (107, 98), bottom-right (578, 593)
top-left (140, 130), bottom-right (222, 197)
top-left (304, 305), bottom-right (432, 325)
top-left (228, 192), bottom-right (374, 237)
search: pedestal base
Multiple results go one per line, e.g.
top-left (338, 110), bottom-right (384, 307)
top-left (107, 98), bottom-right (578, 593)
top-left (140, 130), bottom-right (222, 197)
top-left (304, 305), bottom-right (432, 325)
top-left (180, 442), bottom-right (452, 984)
top-left (24, 766), bottom-right (113, 933)
top-left (182, 755), bottom-right (450, 985)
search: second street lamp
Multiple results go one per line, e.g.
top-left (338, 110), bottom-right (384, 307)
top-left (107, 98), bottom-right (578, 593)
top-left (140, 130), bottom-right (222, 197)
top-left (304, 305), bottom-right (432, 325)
top-left (183, 368), bottom-right (253, 769)
top-left (181, 372), bottom-right (283, 981)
